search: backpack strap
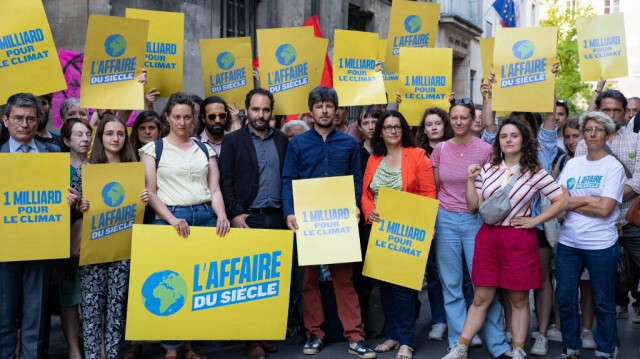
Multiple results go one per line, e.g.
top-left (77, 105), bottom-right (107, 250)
top-left (192, 138), bottom-right (210, 158)
top-left (154, 139), bottom-right (163, 169)
top-left (155, 138), bottom-right (210, 169)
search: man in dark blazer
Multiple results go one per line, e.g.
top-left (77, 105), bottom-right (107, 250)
top-left (0, 93), bottom-right (60, 359)
top-left (219, 88), bottom-right (288, 230)
top-left (218, 88), bottom-right (288, 358)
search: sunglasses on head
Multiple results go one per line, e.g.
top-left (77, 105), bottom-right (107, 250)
top-left (207, 112), bottom-right (227, 121)
top-left (450, 98), bottom-right (473, 106)
top-left (556, 99), bottom-right (567, 105)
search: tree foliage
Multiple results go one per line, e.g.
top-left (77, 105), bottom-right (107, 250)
top-left (540, 0), bottom-right (595, 116)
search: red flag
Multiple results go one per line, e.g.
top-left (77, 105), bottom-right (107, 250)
top-left (253, 15), bottom-right (333, 88)
top-left (302, 15), bottom-right (333, 88)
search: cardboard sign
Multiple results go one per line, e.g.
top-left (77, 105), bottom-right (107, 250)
top-left (80, 162), bottom-right (145, 265)
top-left (577, 13), bottom-right (628, 81)
top-left (0, 153), bottom-right (70, 262)
top-left (200, 37), bottom-right (252, 108)
top-left (126, 225), bottom-right (293, 340)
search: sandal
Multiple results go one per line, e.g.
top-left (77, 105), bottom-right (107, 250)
top-left (375, 339), bottom-right (399, 353)
top-left (396, 345), bottom-right (413, 359)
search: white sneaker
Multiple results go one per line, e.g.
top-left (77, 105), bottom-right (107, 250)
top-left (470, 334), bottom-right (483, 347)
top-left (513, 347), bottom-right (527, 359)
top-left (428, 323), bottom-right (447, 341)
top-left (580, 328), bottom-right (596, 349)
top-left (529, 333), bottom-right (548, 356)
top-left (441, 343), bottom-right (468, 359)
top-left (616, 305), bottom-right (629, 319)
top-left (506, 332), bottom-right (513, 344)
top-left (546, 326), bottom-right (563, 342)
top-left (529, 331), bottom-right (538, 340)
top-left (633, 307), bottom-right (640, 324)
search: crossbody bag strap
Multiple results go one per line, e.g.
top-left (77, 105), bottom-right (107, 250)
top-left (605, 143), bottom-right (632, 179)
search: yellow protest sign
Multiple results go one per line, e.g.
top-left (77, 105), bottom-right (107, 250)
top-left (480, 37), bottom-right (495, 81)
top-left (363, 187), bottom-right (438, 290)
top-left (385, 0), bottom-right (440, 74)
top-left (0, 0), bottom-right (66, 104)
top-left (126, 225), bottom-right (293, 340)
top-left (126, 9), bottom-right (184, 97)
top-left (81, 15), bottom-right (149, 110)
top-left (577, 13), bottom-right (628, 81)
top-left (399, 48), bottom-right (452, 126)
top-left (333, 30), bottom-right (386, 107)
top-left (200, 37), bottom-right (252, 108)
top-left (80, 162), bottom-right (145, 265)
top-left (380, 40), bottom-right (399, 105)
top-left (0, 153), bottom-right (69, 262)
top-left (293, 176), bottom-right (361, 265)
top-left (492, 27), bottom-right (557, 113)
top-left (257, 27), bottom-right (326, 115)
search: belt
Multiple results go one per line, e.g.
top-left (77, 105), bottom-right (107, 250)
top-left (248, 207), bottom-right (282, 215)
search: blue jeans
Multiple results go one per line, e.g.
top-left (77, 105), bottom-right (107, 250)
top-left (434, 208), bottom-right (509, 356)
top-left (0, 260), bottom-right (51, 359)
top-left (379, 281), bottom-right (416, 347)
top-left (154, 202), bottom-right (216, 349)
top-left (426, 242), bottom-right (473, 324)
top-left (556, 242), bottom-right (618, 357)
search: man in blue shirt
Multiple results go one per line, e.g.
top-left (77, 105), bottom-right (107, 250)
top-left (281, 86), bottom-right (374, 358)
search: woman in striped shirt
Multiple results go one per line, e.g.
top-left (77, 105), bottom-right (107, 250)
top-left (442, 117), bottom-right (567, 359)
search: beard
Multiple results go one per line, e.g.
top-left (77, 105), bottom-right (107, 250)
top-left (206, 122), bottom-right (225, 136)
top-left (37, 113), bottom-right (49, 131)
top-left (249, 116), bottom-right (269, 131)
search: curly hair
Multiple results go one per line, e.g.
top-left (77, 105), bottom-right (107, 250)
top-left (490, 117), bottom-right (540, 174)
top-left (416, 107), bottom-right (453, 152)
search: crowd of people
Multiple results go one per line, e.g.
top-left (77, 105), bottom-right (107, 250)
top-left (2, 67), bottom-right (640, 359)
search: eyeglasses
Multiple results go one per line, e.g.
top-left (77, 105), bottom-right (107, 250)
top-left (207, 112), bottom-right (227, 121)
top-left (10, 116), bottom-right (37, 126)
top-left (450, 98), bottom-right (473, 106)
top-left (383, 125), bottom-right (402, 133)
top-left (583, 127), bottom-right (606, 134)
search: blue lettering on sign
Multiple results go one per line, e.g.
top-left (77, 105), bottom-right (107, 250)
top-left (374, 219), bottom-right (425, 257)
top-left (190, 251), bottom-right (283, 311)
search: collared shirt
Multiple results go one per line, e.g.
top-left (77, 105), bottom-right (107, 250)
top-left (250, 127), bottom-right (281, 209)
top-left (9, 137), bottom-right (39, 153)
top-left (575, 128), bottom-right (640, 225)
top-left (199, 130), bottom-right (228, 157)
top-left (282, 127), bottom-right (362, 217)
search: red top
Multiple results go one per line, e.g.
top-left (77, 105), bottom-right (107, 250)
top-left (361, 147), bottom-right (437, 224)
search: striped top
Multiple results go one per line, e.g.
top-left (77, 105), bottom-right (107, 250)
top-left (475, 162), bottom-right (563, 226)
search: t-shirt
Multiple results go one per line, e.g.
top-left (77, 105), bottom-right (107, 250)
top-left (558, 155), bottom-right (625, 250)
top-left (430, 138), bottom-right (492, 212)
top-left (140, 138), bottom-right (216, 206)
top-left (475, 163), bottom-right (562, 226)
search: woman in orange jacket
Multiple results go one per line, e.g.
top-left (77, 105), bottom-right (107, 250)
top-left (361, 110), bottom-right (437, 359)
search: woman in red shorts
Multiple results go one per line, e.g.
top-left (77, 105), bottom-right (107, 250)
top-left (442, 117), bottom-right (567, 359)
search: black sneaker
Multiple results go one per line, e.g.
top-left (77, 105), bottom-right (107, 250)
top-left (302, 335), bottom-right (323, 355)
top-left (348, 340), bottom-right (377, 359)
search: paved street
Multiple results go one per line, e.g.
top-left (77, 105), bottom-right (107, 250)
top-left (45, 291), bottom-right (640, 359)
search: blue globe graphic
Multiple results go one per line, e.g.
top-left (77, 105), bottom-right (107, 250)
top-left (101, 182), bottom-right (125, 207)
top-left (404, 15), bottom-right (422, 33)
top-left (512, 40), bottom-right (535, 60)
top-left (566, 177), bottom-right (576, 190)
top-left (104, 34), bottom-right (127, 57)
top-left (142, 270), bottom-right (188, 316)
top-left (275, 44), bottom-right (296, 66)
top-left (216, 52), bottom-right (235, 70)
